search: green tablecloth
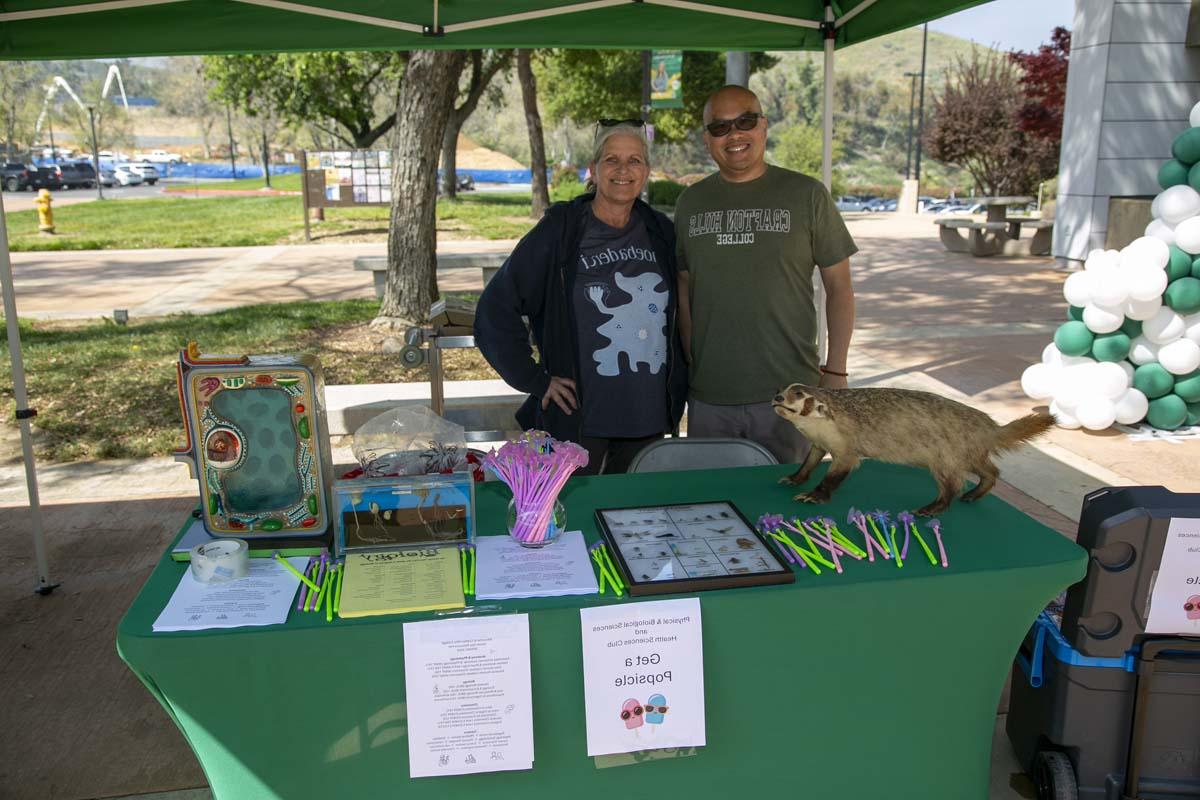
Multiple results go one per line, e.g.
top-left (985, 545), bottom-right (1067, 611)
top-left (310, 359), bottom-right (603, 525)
top-left (118, 462), bottom-right (1086, 799)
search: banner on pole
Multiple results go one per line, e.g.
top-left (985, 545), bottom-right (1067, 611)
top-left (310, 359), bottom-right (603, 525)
top-left (650, 51), bottom-right (683, 109)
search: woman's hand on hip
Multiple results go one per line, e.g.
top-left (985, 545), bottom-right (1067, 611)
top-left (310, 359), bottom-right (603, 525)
top-left (541, 376), bottom-right (578, 415)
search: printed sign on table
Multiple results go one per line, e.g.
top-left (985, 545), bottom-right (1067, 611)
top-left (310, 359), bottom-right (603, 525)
top-left (1147, 517), bottom-right (1200, 634)
top-left (579, 597), bottom-right (705, 756)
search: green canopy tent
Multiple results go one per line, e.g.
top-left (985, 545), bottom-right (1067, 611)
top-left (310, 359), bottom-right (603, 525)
top-left (0, 0), bottom-right (989, 591)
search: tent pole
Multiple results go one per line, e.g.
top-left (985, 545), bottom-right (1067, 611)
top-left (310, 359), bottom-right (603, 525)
top-left (817, 0), bottom-right (835, 365)
top-left (0, 190), bottom-right (56, 594)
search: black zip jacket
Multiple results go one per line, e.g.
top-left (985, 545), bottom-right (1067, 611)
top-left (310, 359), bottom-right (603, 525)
top-left (474, 193), bottom-right (687, 443)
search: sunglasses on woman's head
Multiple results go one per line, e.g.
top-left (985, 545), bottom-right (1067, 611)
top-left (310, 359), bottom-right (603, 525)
top-left (705, 112), bottom-right (764, 137)
top-left (598, 118), bottom-right (645, 128)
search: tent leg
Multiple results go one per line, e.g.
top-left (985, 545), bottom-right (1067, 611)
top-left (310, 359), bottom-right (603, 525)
top-left (816, 0), bottom-right (836, 367)
top-left (0, 190), bottom-right (57, 595)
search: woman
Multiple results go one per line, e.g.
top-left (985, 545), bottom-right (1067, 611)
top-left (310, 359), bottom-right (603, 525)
top-left (474, 121), bottom-right (686, 475)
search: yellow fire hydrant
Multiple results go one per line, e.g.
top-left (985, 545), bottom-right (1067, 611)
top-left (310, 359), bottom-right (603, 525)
top-left (35, 189), bottom-right (55, 234)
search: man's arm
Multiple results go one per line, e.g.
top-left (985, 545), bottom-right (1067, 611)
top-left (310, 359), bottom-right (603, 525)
top-left (819, 258), bottom-right (855, 389)
top-left (677, 269), bottom-right (692, 364)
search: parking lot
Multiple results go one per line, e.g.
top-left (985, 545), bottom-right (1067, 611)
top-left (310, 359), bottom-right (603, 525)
top-left (1, 181), bottom-right (174, 212)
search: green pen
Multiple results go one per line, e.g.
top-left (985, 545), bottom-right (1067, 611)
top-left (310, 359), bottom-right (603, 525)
top-left (469, 545), bottom-right (476, 596)
top-left (889, 524), bottom-right (904, 568)
top-left (325, 568), bottom-right (334, 622)
top-left (334, 562), bottom-right (344, 616)
top-left (911, 525), bottom-right (938, 566)
top-left (592, 550), bottom-right (618, 591)
top-left (772, 531), bottom-right (824, 574)
top-left (601, 546), bottom-right (624, 590)
top-left (274, 553), bottom-right (322, 593)
top-left (459, 546), bottom-right (468, 594)
top-left (784, 528), bottom-right (834, 570)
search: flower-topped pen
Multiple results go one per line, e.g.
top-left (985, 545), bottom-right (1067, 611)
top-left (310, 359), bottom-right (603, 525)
top-left (484, 431), bottom-right (589, 547)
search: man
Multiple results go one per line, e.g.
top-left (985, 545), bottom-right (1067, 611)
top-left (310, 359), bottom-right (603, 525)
top-left (675, 85), bottom-right (857, 464)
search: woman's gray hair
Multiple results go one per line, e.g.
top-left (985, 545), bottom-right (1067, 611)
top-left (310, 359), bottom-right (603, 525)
top-left (586, 123), bottom-right (650, 192)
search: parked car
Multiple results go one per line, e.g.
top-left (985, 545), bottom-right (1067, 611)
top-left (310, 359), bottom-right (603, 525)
top-left (835, 196), bottom-right (868, 212)
top-left (58, 161), bottom-right (97, 189)
top-left (1, 162), bottom-right (35, 192)
top-left (120, 162), bottom-right (159, 185)
top-left (137, 149), bottom-right (183, 164)
top-left (27, 165), bottom-right (64, 190)
top-left (111, 164), bottom-right (144, 186)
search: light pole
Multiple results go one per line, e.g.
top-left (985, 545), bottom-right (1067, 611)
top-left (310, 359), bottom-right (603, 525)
top-left (903, 72), bottom-right (919, 179)
top-left (913, 23), bottom-right (929, 183)
top-left (87, 106), bottom-right (103, 200)
top-left (225, 104), bottom-right (237, 179)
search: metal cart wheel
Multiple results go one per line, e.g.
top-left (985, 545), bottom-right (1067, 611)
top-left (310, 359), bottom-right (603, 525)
top-left (1034, 751), bottom-right (1078, 800)
top-left (398, 345), bottom-right (426, 368)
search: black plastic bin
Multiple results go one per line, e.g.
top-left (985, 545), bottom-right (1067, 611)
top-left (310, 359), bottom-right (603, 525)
top-left (1006, 486), bottom-right (1200, 800)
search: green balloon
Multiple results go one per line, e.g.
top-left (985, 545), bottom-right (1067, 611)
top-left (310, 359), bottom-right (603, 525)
top-left (1186, 401), bottom-right (1200, 427)
top-left (1175, 370), bottom-right (1200, 403)
top-left (1191, 161), bottom-right (1200, 193)
top-left (1161, 159), bottom-right (1191, 188)
top-left (1091, 332), bottom-right (1132, 362)
top-left (1067, 304), bottom-right (1085, 322)
top-left (1120, 317), bottom-right (1143, 338)
top-left (1173, 128), bottom-right (1200, 165)
top-left (1134, 363), bottom-right (1175, 399)
top-left (1147, 393), bottom-right (1188, 430)
top-left (1193, 255), bottom-right (1200, 280)
top-left (1165, 276), bottom-right (1200, 314)
top-left (1054, 321), bottom-right (1094, 356)
top-left (1168, 246), bottom-right (1194, 281)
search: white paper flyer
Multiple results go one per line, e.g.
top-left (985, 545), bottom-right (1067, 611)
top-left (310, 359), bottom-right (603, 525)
top-left (402, 614), bottom-right (534, 777)
top-left (579, 597), bottom-right (705, 757)
top-left (1147, 517), bottom-right (1200, 634)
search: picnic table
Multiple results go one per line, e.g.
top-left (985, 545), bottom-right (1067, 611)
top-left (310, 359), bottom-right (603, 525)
top-left (936, 195), bottom-right (1052, 257)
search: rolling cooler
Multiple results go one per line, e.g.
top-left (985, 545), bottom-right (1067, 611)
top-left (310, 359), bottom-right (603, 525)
top-left (1007, 486), bottom-right (1200, 800)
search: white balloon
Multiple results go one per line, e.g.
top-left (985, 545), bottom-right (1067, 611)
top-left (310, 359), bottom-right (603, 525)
top-left (1021, 363), bottom-right (1056, 400)
top-left (1094, 361), bottom-right (1131, 399)
top-left (1146, 218), bottom-right (1177, 247)
top-left (1153, 185), bottom-right (1200, 225)
top-left (1143, 306), bottom-right (1186, 344)
top-left (1084, 249), bottom-right (1107, 270)
top-left (1118, 360), bottom-right (1136, 383)
top-left (1175, 217), bottom-right (1200, 255)
top-left (1042, 342), bottom-right (1065, 366)
top-left (1083, 302), bottom-right (1125, 333)
top-left (1185, 312), bottom-right (1200, 345)
top-left (1050, 400), bottom-right (1082, 429)
top-left (1063, 270), bottom-right (1096, 307)
top-left (1091, 271), bottom-right (1130, 308)
top-left (1061, 355), bottom-right (1097, 368)
top-left (1192, 103), bottom-right (1200, 128)
top-left (1075, 397), bottom-right (1117, 431)
top-left (1126, 295), bottom-right (1163, 321)
top-left (1114, 387), bottom-right (1150, 425)
top-left (1158, 338), bottom-right (1200, 375)
top-left (1127, 266), bottom-right (1169, 302)
top-left (1121, 236), bottom-right (1170, 270)
top-left (1129, 335), bottom-right (1161, 365)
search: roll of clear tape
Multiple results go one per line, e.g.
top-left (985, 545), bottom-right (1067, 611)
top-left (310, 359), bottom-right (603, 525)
top-left (190, 538), bottom-right (249, 583)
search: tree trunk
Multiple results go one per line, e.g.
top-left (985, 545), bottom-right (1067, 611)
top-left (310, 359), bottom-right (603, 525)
top-left (262, 128), bottom-right (271, 189)
top-left (374, 49), bottom-right (467, 329)
top-left (517, 49), bottom-right (550, 220)
top-left (441, 122), bottom-right (458, 200)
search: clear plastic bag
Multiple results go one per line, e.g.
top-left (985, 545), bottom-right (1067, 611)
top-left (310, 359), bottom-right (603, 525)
top-left (351, 405), bottom-right (469, 477)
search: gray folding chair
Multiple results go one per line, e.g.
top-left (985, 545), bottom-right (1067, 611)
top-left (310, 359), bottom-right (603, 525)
top-left (627, 437), bottom-right (778, 473)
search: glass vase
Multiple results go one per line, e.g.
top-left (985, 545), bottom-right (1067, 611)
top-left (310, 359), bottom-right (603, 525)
top-left (506, 498), bottom-right (566, 548)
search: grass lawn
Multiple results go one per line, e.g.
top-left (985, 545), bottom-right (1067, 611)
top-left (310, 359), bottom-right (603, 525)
top-left (4, 190), bottom-right (536, 251)
top-left (0, 300), bottom-right (498, 462)
top-left (169, 173), bottom-right (303, 192)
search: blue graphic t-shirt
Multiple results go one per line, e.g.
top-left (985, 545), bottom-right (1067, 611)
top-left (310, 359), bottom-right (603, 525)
top-left (573, 208), bottom-right (670, 438)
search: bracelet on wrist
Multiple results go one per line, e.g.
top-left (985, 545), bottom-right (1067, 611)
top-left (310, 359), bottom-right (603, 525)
top-left (820, 366), bottom-right (848, 377)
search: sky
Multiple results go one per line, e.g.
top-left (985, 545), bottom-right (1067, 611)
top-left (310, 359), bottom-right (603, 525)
top-left (928, 0), bottom-right (1076, 52)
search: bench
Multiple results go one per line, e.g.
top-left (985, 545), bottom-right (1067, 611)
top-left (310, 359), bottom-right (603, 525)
top-left (935, 218), bottom-right (1010, 256)
top-left (354, 252), bottom-right (509, 299)
top-left (1004, 217), bottom-right (1054, 256)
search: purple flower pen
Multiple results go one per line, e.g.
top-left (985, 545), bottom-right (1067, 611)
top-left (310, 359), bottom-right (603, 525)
top-left (485, 435), bottom-right (588, 544)
top-left (929, 518), bottom-right (949, 567)
top-left (309, 553), bottom-right (328, 612)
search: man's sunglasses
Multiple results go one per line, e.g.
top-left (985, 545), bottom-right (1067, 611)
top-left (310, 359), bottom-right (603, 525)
top-left (705, 112), bottom-right (764, 137)
top-left (598, 118), bottom-right (646, 128)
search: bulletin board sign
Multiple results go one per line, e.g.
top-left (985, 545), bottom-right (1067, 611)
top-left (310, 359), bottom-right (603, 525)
top-left (301, 149), bottom-right (393, 209)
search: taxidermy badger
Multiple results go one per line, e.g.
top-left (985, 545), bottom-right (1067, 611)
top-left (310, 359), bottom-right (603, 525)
top-left (771, 384), bottom-right (1054, 516)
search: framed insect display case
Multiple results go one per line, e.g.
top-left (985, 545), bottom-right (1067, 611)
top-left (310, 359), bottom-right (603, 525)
top-left (594, 501), bottom-right (794, 596)
top-left (332, 473), bottom-right (476, 556)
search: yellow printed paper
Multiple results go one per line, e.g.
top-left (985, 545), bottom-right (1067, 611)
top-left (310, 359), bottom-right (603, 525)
top-left (338, 548), bottom-right (465, 618)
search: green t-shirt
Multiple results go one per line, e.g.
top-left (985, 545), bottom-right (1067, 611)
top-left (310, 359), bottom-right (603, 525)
top-left (675, 165), bottom-right (858, 405)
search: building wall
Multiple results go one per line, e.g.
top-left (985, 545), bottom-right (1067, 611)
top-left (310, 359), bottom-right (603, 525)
top-left (1054, 0), bottom-right (1200, 264)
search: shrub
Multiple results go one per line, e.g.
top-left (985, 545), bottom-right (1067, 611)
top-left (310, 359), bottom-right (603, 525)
top-left (648, 179), bottom-right (685, 207)
top-left (551, 166), bottom-right (582, 189)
